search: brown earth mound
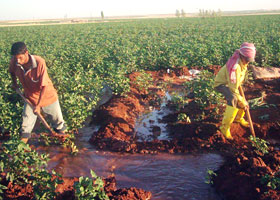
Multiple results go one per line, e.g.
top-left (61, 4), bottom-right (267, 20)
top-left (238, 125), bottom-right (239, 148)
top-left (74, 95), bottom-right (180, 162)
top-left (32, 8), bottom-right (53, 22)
top-left (90, 67), bottom-right (280, 152)
top-left (89, 66), bottom-right (280, 199)
top-left (1, 175), bottom-right (151, 200)
top-left (90, 68), bottom-right (226, 153)
top-left (1, 66), bottom-right (279, 199)
top-left (213, 148), bottom-right (280, 200)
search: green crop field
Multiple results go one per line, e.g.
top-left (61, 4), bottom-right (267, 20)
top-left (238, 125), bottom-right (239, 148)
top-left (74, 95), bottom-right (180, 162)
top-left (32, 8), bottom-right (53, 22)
top-left (1, 14), bottom-right (280, 133)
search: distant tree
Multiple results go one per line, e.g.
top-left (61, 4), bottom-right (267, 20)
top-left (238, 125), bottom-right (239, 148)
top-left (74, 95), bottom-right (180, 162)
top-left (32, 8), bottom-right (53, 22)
top-left (176, 9), bottom-right (180, 17)
top-left (198, 9), bottom-right (201, 16)
top-left (218, 9), bottom-right (222, 16)
top-left (211, 10), bottom-right (216, 17)
top-left (199, 9), bottom-right (206, 17)
top-left (181, 9), bottom-right (186, 17)
top-left (199, 9), bottom-right (203, 17)
top-left (198, 9), bottom-right (221, 18)
top-left (101, 11), bottom-right (104, 19)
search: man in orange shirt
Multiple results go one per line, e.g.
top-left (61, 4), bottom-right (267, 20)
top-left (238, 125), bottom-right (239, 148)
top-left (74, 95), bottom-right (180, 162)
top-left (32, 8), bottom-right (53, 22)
top-left (9, 42), bottom-right (67, 143)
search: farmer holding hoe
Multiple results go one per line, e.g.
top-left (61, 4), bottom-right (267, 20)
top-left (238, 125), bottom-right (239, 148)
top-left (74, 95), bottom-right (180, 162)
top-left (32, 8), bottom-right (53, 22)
top-left (9, 42), bottom-right (67, 143)
top-left (214, 42), bottom-right (256, 140)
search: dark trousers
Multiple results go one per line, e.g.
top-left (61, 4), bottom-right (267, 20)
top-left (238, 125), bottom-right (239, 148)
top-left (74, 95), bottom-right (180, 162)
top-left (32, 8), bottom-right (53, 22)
top-left (215, 85), bottom-right (239, 108)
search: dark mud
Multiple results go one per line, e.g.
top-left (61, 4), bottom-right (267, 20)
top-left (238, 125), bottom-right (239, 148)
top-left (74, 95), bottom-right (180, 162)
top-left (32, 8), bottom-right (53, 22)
top-left (1, 66), bottom-right (279, 199)
top-left (89, 66), bottom-right (280, 199)
top-left (1, 175), bottom-right (151, 200)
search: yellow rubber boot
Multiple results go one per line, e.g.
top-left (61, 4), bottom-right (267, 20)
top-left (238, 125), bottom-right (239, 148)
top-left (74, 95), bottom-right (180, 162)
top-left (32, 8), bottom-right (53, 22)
top-left (235, 109), bottom-right (249, 128)
top-left (220, 105), bottom-right (239, 140)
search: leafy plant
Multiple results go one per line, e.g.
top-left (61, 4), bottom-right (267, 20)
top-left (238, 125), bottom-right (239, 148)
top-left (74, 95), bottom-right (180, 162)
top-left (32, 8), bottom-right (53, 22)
top-left (0, 139), bottom-right (63, 199)
top-left (170, 92), bottom-right (189, 111)
top-left (39, 133), bottom-right (79, 155)
top-left (248, 95), bottom-right (265, 109)
top-left (0, 88), bottom-right (22, 134)
top-left (64, 137), bottom-right (79, 155)
top-left (135, 71), bottom-right (153, 92)
top-left (184, 70), bottom-right (223, 120)
top-left (249, 135), bottom-right (270, 155)
top-left (0, 184), bottom-right (7, 200)
top-left (74, 170), bottom-right (109, 200)
top-left (261, 168), bottom-right (280, 190)
top-left (248, 92), bottom-right (276, 110)
top-left (205, 169), bottom-right (217, 185)
top-left (177, 113), bottom-right (191, 123)
top-left (259, 114), bottom-right (270, 121)
top-left (1, 15), bottom-right (280, 135)
top-left (39, 133), bottom-right (52, 146)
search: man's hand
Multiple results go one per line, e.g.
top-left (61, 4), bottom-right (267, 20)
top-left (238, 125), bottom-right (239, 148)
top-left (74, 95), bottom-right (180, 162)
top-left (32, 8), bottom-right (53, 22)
top-left (33, 105), bottom-right (41, 114)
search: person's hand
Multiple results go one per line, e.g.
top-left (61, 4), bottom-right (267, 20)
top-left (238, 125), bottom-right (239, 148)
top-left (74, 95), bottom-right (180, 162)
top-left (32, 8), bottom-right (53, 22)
top-left (241, 100), bottom-right (249, 111)
top-left (33, 105), bottom-right (41, 114)
top-left (241, 98), bottom-right (249, 111)
top-left (244, 101), bottom-right (249, 111)
top-left (238, 99), bottom-right (249, 110)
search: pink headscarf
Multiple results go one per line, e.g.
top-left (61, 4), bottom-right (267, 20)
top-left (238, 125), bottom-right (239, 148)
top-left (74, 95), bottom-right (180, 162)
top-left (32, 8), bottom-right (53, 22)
top-left (226, 42), bottom-right (256, 83)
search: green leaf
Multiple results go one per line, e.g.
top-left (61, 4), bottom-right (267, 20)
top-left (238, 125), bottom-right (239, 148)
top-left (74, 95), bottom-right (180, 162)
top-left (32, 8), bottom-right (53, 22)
top-left (90, 170), bottom-right (97, 179)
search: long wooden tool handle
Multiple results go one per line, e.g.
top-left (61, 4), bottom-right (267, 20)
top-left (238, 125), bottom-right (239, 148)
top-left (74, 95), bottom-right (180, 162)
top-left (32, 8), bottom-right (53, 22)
top-left (16, 89), bottom-right (54, 134)
top-left (239, 86), bottom-right (256, 138)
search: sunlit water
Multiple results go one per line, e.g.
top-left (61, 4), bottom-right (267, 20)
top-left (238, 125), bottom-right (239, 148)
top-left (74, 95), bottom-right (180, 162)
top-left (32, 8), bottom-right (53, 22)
top-left (35, 73), bottom-right (223, 199)
top-left (34, 126), bottom-right (223, 200)
top-left (134, 92), bottom-right (173, 141)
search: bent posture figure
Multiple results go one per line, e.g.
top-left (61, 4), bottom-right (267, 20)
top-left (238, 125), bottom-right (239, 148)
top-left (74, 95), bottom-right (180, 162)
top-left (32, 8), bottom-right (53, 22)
top-left (214, 42), bottom-right (256, 140)
top-left (9, 42), bottom-right (67, 143)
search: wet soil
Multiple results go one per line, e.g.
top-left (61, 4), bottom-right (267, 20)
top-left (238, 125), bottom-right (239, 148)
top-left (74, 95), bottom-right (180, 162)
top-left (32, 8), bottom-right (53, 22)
top-left (90, 69), bottom-right (223, 154)
top-left (89, 66), bottom-right (280, 199)
top-left (1, 66), bottom-right (280, 199)
top-left (1, 175), bottom-right (151, 200)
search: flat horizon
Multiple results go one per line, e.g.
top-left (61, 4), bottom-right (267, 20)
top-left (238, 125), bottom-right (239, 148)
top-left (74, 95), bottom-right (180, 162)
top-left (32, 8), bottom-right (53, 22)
top-left (1, 8), bottom-right (280, 23)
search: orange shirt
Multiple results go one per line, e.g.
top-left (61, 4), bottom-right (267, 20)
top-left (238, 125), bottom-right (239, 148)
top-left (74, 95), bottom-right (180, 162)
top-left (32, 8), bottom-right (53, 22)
top-left (9, 55), bottom-right (58, 107)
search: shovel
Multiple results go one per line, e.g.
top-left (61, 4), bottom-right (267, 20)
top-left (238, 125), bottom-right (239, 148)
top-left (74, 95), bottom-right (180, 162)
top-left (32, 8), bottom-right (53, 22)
top-left (239, 86), bottom-right (256, 138)
top-left (16, 88), bottom-right (56, 135)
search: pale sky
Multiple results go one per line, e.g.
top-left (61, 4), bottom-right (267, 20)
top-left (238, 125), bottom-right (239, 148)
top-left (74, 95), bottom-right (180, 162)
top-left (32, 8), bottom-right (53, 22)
top-left (0, 0), bottom-right (279, 20)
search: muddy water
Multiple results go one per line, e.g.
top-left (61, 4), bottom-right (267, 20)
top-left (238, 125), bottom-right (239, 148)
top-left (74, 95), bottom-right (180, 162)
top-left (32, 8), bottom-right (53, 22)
top-left (134, 89), bottom-right (187, 142)
top-left (34, 126), bottom-right (223, 200)
top-left (134, 92), bottom-right (173, 141)
top-left (114, 153), bottom-right (223, 200)
top-left (36, 74), bottom-right (223, 199)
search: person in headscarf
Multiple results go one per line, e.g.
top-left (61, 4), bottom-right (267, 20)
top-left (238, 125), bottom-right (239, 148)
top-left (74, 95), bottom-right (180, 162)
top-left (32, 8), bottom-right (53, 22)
top-left (214, 42), bottom-right (256, 140)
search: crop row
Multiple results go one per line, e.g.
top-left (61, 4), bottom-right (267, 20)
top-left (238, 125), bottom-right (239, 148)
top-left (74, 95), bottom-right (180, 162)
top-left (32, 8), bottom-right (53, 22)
top-left (0, 15), bottom-right (279, 133)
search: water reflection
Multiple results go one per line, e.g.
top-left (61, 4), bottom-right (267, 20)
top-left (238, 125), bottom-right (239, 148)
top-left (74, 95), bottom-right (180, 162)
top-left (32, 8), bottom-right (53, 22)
top-left (114, 153), bottom-right (223, 200)
top-left (35, 132), bottom-right (223, 200)
top-left (33, 83), bottom-right (223, 199)
top-left (134, 92), bottom-right (173, 142)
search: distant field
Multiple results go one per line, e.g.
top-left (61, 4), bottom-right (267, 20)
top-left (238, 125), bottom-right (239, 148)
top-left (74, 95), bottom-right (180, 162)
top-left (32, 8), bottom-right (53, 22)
top-left (0, 15), bottom-right (177, 27)
top-left (1, 11), bottom-right (279, 27)
top-left (1, 14), bottom-right (280, 132)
